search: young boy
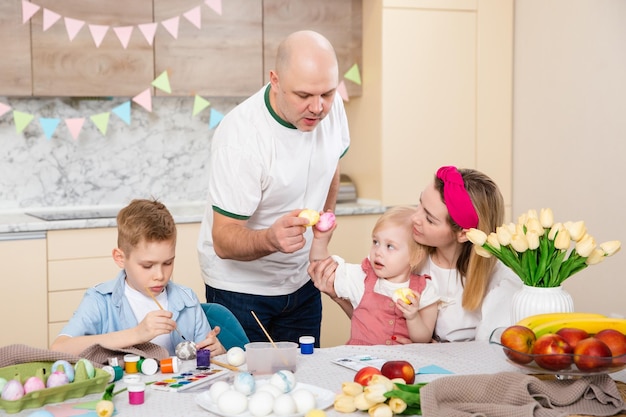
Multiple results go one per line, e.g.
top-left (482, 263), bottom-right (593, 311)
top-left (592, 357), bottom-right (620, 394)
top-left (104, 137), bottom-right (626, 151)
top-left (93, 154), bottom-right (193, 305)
top-left (51, 199), bottom-right (225, 357)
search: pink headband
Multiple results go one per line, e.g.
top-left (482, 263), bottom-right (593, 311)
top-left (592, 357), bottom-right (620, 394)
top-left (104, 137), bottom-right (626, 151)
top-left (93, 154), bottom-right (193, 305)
top-left (436, 166), bottom-right (479, 229)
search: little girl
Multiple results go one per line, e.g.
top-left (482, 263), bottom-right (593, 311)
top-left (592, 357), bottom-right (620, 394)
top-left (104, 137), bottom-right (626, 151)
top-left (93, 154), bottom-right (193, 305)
top-left (309, 206), bottom-right (438, 345)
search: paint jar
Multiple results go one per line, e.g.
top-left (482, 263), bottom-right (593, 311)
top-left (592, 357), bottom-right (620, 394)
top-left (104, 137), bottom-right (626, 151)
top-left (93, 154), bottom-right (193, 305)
top-left (127, 382), bottom-right (146, 405)
top-left (124, 354), bottom-right (140, 374)
top-left (108, 357), bottom-right (120, 367)
top-left (196, 348), bottom-right (211, 369)
top-left (160, 356), bottom-right (181, 373)
top-left (299, 336), bottom-right (315, 355)
top-left (123, 374), bottom-right (141, 385)
top-left (102, 365), bottom-right (123, 382)
top-left (137, 357), bottom-right (159, 376)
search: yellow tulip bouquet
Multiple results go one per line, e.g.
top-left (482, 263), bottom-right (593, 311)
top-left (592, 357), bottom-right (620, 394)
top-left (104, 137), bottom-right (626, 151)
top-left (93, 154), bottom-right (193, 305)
top-left (466, 208), bottom-right (621, 287)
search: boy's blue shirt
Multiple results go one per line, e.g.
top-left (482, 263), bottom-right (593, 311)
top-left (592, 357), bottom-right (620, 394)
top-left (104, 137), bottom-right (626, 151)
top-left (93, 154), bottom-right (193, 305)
top-left (59, 270), bottom-right (211, 355)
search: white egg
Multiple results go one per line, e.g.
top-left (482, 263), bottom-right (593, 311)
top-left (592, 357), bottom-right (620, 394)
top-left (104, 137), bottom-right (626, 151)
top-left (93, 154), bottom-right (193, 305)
top-left (291, 389), bottom-right (317, 414)
top-left (273, 393), bottom-right (297, 416)
top-left (233, 371), bottom-right (256, 395)
top-left (256, 383), bottom-right (284, 398)
top-left (248, 390), bottom-right (275, 417)
top-left (209, 380), bottom-right (231, 403)
top-left (217, 389), bottom-right (248, 415)
top-left (227, 347), bottom-right (246, 367)
top-left (269, 370), bottom-right (296, 393)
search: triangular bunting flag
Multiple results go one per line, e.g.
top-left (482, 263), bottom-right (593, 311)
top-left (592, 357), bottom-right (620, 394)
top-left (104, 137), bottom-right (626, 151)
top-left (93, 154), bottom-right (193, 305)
top-left (112, 101), bottom-right (131, 125)
top-left (161, 16), bottom-right (180, 39)
top-left (64, 17), bottom-right (85, 41)
top-left (209, 108), bottom-right (224, 129)
top-left (42, 9), bottom-right (61, 31)
top-left (88, 24), bottom-right (109, 48)
top-left (344, 63), bottom-right (362, 85)
top-left (0, 103), bottom-right (11, 117)
top-left (138, 23), bottom-right (158, 46)
top-left (22, 1), bottom-right (40, 24)
top-left (113, 26), bottom-right (133, 49)
top-left (337, 80), bottom-right (349, 102)
top-left (90, 112), bottom-right (110, 136)
top-left (65, 118), bottom-right (85, 140)
top-left (183, 6), bottom-right (202, 29)
top-left (193, 95), bottom-right (210, 116)
top-left (205, 0), bottom-right (223, 16)
top-left (152, 71), bottom-right (171, 94)
top-left (39, 118), bottom-right (60, 140)
top-left (13, 111), bottom-right (35, 133)
top-left (132, 88), bottom-right (152, 112)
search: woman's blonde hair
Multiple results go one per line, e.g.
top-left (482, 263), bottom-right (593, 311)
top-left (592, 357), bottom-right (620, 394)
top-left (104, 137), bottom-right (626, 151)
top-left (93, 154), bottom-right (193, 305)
top-left (434, 169), bottom-right (504, 310)
top-left (373, 206), bottom-right (427, 274)
top-left (116, 199), bottom-right (177, 255)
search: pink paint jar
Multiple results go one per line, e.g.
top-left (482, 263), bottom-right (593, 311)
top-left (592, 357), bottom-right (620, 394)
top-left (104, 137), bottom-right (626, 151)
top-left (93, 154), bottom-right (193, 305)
top-left (128, 382), bottom-right (146, 405)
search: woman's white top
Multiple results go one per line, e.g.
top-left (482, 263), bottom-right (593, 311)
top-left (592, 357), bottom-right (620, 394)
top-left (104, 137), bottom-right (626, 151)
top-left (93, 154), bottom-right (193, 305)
top-left (418, 255), bottom-right (522, 342)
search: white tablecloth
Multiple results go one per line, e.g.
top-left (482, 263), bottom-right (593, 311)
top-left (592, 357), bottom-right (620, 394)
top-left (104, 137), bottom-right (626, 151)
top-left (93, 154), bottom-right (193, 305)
top-left (5, 341), bottom-right (626, 416)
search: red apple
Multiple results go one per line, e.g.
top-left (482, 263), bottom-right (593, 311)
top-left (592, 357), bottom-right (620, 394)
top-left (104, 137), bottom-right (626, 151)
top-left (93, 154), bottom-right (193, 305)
top-left (594, 329), bottom-right (626, 365)
top-left (354, 366), bottom-right (382, 386)
top-left (532, 334), bottom-right (574, 371)
top-left (573, 337), bottom-right (612, 371)
top-left (500, 325), bottom-right (536, 364)
top-left (556, 327), bottom-right (589, 349)
top-left (380, 360), bottom-right (416, 384)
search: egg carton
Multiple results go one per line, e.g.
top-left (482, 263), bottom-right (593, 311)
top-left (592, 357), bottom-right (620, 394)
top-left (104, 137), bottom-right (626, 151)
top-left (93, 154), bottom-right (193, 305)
top-left (0, 361), bottom-right (109, 414)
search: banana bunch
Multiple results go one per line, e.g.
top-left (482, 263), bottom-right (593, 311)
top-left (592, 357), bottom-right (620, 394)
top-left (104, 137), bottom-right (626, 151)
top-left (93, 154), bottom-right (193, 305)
top-left (516, 312), bottom-right (626, 338)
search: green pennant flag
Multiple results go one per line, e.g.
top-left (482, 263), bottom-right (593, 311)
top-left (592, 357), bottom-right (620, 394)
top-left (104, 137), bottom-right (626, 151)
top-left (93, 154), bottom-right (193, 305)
top-left (344, 63), bottom-right (362, 85)
top-left (90, 112), bottom-right (110, 135)
top-left (152, 70), bottom-right (172, 94)
top-left (14, 110), bottom-right (34, 133)
top-left (193, 95), bottom-right (211, 116)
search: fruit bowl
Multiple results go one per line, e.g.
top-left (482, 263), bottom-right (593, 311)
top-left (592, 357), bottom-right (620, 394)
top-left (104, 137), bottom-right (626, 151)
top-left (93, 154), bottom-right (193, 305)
top-left (489, 327), bottom-right (626, 376)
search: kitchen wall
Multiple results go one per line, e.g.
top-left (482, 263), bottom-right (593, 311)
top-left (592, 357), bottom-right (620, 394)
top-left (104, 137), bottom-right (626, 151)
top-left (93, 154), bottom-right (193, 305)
top-left (513, 0), bottom-right (626, 316)
top-left (0, 96), bottom-right (239, 211)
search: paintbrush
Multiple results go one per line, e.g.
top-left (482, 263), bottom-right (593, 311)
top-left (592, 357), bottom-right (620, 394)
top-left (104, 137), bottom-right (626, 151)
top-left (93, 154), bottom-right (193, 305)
top-left (144, 286), bottom-right (188, 341)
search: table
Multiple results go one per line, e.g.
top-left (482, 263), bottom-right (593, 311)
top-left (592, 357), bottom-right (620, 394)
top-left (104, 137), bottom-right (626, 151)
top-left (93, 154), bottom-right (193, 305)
top-left (4, 341), bottom-right (626, 416)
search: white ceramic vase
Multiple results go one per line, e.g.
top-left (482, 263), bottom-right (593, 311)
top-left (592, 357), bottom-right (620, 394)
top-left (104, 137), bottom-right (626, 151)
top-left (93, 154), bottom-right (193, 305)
top-left (511, 284), bottom-right (574, 324)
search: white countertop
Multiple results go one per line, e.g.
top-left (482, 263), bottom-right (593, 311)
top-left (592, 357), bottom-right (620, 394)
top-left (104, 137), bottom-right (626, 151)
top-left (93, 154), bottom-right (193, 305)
top-left (0, 201), bottom-right (387, 236)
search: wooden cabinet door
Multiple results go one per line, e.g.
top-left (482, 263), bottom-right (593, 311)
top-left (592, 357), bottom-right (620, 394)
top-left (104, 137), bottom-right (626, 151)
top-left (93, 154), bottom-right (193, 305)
top-left (263, 0), bottom-right (363, 97)
top-left (31, 0), bottom-right (154, 96)
top-left (154, 0), bottom-right (263, 97)
top-left (0, 1), bottom-right (32, 95)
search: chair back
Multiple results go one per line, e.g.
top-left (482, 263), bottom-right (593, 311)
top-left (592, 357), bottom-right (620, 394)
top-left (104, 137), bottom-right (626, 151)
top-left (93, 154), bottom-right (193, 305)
top-left (201, 303), bottom-right (250, 350)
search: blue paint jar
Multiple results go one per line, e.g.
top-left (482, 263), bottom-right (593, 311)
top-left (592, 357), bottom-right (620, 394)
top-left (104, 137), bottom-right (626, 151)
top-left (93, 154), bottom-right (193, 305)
top-left (299, 336), bottom-right (315, 354)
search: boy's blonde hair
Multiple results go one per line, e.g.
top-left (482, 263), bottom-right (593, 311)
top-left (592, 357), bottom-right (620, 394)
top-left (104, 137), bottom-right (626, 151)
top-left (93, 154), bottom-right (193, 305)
top-left (116, 199), bottom-right (177, 255)
top-left (373, 206), bottom-right (426, 274)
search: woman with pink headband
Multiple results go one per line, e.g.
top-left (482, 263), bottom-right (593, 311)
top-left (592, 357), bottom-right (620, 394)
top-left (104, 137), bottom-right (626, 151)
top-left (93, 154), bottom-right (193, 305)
top-left (410, 166), bottom-right (522, 342)
top-left (309, 166), bottom-right (522, 342)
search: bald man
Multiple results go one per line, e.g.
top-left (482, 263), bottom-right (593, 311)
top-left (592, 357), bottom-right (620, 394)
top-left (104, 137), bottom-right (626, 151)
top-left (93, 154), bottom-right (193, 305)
top-left (197, 31), bottom-right (350, 346)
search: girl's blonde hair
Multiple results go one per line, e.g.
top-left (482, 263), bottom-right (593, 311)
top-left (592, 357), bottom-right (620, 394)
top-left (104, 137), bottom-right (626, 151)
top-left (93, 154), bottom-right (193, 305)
top-left (373, 206), bottom-right (427, 274)
top-left (434, 169), bottom-right (504, 311)
top-left (116, 199), bottom-right (177, 255)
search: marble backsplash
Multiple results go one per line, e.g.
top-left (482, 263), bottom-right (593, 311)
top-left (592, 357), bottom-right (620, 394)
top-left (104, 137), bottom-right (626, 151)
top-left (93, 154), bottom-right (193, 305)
top-left (0, 95), bottom-right (241, 212)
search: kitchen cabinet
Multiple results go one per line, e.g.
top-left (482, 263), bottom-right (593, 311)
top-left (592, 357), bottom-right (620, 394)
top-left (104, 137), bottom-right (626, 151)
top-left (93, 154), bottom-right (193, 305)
top-left (0, 233), bottom-right (47, 348)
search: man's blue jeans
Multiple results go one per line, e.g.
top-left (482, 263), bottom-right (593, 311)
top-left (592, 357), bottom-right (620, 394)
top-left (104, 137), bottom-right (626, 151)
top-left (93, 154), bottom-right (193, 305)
top-left (205, 280), bottom-right (322, 347)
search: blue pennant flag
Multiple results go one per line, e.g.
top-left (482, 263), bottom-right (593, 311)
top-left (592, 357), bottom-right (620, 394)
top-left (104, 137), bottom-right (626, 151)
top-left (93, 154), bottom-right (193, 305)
top-left (39, 117), bottom-right (60, 140)
top-left (209, 108), bottom-right (224, 129)
top-left (112, 101), bottom-right (131, 125)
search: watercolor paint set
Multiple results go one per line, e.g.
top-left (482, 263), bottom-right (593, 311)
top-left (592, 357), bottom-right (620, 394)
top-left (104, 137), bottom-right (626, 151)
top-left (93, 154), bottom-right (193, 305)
top-left (150, 367), bottom-right (231, 392)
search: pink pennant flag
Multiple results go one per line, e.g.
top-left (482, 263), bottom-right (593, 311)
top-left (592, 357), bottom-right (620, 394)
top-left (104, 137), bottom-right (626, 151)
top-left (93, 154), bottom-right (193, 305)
top-left (0, 102), bottom-right (11, 117)
top-left (65, 118), bottom-right (85, 140)
top-left (337, 80), bottom-right (349, 102)
top-left (113, 26), bottom-right (133, 49)
top-left (64, 17), bottom-right (85, 41)
top-left (205, 0), bottom-right (223, 15)
top-left (42, 9), bottom-right (61, 31)
top-left (183, 6), bottom-right (202, 29)
top-left (138, 23), bottom-right (158, 46)
top-left (161, 16), bottom-right (180, 39)
top-left (132, 88), bottom-right (152, 112)
top-left (88, 25), bottom-right (109, 48)
top-left (22, 1), bottom-right (40, 24)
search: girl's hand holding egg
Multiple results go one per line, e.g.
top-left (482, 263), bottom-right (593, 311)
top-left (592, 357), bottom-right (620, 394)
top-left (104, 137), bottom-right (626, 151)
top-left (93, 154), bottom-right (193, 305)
top-left (315, 212), bottom-right (336, 232)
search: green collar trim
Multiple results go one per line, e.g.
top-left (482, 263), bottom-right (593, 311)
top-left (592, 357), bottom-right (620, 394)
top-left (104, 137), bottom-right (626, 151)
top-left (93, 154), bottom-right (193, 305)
top-left (264, 84), bottom-right (296, 129)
